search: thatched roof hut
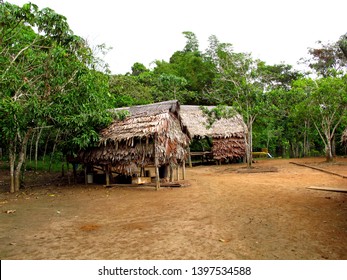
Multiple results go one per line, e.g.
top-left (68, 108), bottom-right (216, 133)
top-left (180, 105), bottom-right (246, 160)
top-left (76, 101), bottom-right (190, 186)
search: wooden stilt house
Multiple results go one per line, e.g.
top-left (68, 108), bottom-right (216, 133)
top-left (180, 105), bottom-right (246, 164)
top-left (75, 100), bottom-right (190, 189)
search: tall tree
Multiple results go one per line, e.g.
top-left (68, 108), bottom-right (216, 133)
top-left (254, 63), bottom-right (305, 156)
top-left (0, 2), bottom-right (113, 192)
top-left (291, 77), bottom-right (347, 161)
top-left (204, 38), bottom-right (269, 167)
top-left (109, 74), bottom-right (154, 106)
top-left (153, 32), bottom-right (216, 98)
top-left (182, 31), bottom-right (199, 53)
top-left (155, 73), bottom-right (188, 101)
top-left (302, 39), bottom-right (347, 77)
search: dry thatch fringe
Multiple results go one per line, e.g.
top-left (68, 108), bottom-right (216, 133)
top-left (212, 138), bottom-right (246, 160)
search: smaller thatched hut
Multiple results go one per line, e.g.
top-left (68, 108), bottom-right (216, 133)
top-left (76, 100), bottom-right (190, 189)
top-left (180, 105), bottom-right (246, 162)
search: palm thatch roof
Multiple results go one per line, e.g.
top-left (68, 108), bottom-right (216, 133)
top-left (102, 100), bottom-right (187, 143)
top-left (75, 100), bottom-right (190, 174)
top-left (180, 105), bottom-right (246, 139)
top-left (180, 105), bottom-right (246, 160)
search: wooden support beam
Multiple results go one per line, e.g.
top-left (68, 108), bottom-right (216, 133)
top-left (187, 147), bottom-right (192, 168)
top-left (84, 166), bottom-right (87, 185)
top-left (155, 165), bottom-right (160, 190)
top-left (169, 165), bottom-right (173, 182)
top-left (182, 160), bottom-right (186, 180)
top-left (176, 165), bottom-right (179, 181)
top-left (154, 134), bottom-right (160, 190)
top-left (105, 165), bottom-right (110, 186)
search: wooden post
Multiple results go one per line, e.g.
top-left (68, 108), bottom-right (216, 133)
top-left (155, 165), bottom-right (160, 190)
top-left (84, 166), bottom-right (87, 185)
top-left (187, 147), bottom-right (192, 168)
top-left (176, 165), bottom-right (179, 181)
top-left (105, 165), bottom-right (110, 186)
top-left (182, 160), bottom-right (186, 180)
top-left (169, 165), bottom-right (173, 182)
top-left (154, 135), bottom-right (160, 190)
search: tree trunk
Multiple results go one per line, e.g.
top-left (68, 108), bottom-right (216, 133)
top-left (49, 131), bottom-right (60, 172)
top-left (303, 120), bottom-right (310, 157)
top-left (325, 141), bottom-right (334, 162)
top-left (245, 123), bottom-right (253, 168)
top-left (9, 141), bottom-right (16, 193)
top-left (29, 129), bottom-right (35, 163)
top-left (331, 136), bottom-right (336, 157)
top-left (43, 130), bottom-right (51, 163)
top-left (35, 128), bottom-right (43, 171)
top-left (14, 129), bottom-right (33, 192)
top-left (323, 129), bottom-right (334, 162)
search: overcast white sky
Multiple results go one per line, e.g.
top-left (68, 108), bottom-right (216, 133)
top-left (9, 0), bottom-right (347, 74)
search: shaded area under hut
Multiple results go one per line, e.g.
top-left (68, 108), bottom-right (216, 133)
top-left (180, 105), bottom-right (246, 165)
top-left (73, 100), bottom-right (190, 189)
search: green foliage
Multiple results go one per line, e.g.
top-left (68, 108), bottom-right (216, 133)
top-left (112, 110), bottom-right (130, 121)
top-left (189, 138), bottom-right (212, 152)
top-left (200, 105), bottom-right (237, 128)
top-left (153, 32), bottom-right (216, 97)
top-left (131, 62), bottom-right (148, 76)
top-left (339, 33), bottom-right (347, 59)
top-left (0, 159), bottom-right (62, 172)
top-left (109, 74), bottom-right (153, 107)
top-left (0, 2), bottom-right (114, 192)
top-left (182, 31), bottom-right (199, 53)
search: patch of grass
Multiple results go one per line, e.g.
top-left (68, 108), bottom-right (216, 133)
top-left (0, 159), bottom-right (63, 173)
top-left (25, 160), bottom-right (62, 172)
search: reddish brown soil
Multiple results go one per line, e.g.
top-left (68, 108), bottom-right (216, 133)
top-left (0, 158), bottom-right (346, 260)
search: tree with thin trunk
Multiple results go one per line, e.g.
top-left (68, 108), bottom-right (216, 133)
top-left (0, 3), bottom-right (113, 192)
top-left (204, 39), bottom-right (269, 167)
top-left (291, 77), bottom-right (347, 162)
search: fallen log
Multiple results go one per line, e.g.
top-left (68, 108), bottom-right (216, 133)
top-left (289, 162), bottom-right (347, 179)
top-left (307, 186), bottom-right (347, 193)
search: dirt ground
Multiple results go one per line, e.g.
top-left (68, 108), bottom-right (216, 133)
top-left (0, 157), bottom-right (346, 260)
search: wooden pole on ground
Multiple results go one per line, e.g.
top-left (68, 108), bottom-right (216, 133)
top-left (187, 147), bottom-right (192, 168)
top-left (154, 135), bottom-right (160, 190)
top-left (176, 165), bottom-right (179, 181)
top-left (169, 165), bottom-right (173, 182)
top-left (182, 160), bottom-right (186, 180)
top-left (84, 166), bottom-right (87, 185)
top-left (155, 165), bottom-right (160, 190)
top-left (105, 165), bottom-right (110, 186)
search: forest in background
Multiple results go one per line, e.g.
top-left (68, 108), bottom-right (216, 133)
top-left (1, 2), bottom-right (347, 192)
